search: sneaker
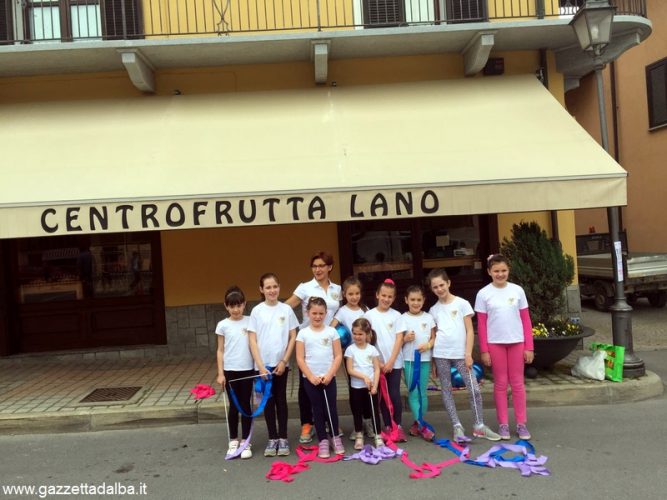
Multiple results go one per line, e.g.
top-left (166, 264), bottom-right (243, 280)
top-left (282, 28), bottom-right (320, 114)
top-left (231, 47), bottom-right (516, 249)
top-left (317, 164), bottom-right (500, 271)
top-left (395, 425), bottom-right (408, 443)
top-left (318, 439), bottom-right (331, 459)
top-left (498, 424), bottom-right (511, 440)
top-left (517, 423), bottom-right (532, 440)
top-left (453, 424), bottom-right (466, 443)
top-left (349, 429), bottom-right (358, 441)
top-left (473, 424), bottom-right (501, 442)
top-left (419, 425), bottom-right (435, 442)
top-left (240, 441), bottom-right (252, 459)
top-left (374, 436), bottom-right (385, 448)
top-left (277, 438), bottom-right (290, 456)
top-left (408, 421), bottom-right (421, 437)
top-left (264, 439), bottom-right (278, 457)
top-left (364, 419), bottom-right (376, 438)
top-left (332, 435), bottom-right (345, 455)
top-left (226, 439), bottom-right (239, 456)
top-left (299, 423), bottom-right (314, 444)
top-left (353, 432), bottom-right (364, 450)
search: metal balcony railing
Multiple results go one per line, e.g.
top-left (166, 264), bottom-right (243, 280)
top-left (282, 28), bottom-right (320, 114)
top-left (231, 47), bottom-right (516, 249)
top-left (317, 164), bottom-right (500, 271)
top-left (0, 1), bottom-right (648, 44)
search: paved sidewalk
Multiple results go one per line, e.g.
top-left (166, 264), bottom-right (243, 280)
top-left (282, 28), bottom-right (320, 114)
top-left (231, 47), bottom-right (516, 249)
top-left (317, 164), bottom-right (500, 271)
top-left (0, 348), bottom-right (662, 435)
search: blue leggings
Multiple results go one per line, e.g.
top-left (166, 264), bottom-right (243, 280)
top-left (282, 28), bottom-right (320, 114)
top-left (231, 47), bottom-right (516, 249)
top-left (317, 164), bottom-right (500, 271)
top-left (403, 361), bottom-right (431, 422)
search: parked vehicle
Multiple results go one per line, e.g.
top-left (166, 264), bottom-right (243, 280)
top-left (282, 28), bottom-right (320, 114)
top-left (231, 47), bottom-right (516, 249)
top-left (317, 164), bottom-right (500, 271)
top-left (577, 233), bottom-right (667, 311)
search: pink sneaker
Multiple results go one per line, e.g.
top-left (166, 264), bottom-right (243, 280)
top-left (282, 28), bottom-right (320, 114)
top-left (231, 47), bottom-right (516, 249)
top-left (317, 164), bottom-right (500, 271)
top-left (408, 421), bottom-right (420, 437)
top-left (419, 425), bottom-right (435, 442)
top-left (332, 436), bottom-right (345, 455)
top-left (318, 439), bottom-right (330, 459)
top-left (395, 425), bottom-right (408, 443)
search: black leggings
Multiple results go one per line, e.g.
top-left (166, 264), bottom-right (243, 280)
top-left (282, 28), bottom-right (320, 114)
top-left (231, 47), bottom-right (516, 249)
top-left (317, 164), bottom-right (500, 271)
top-left (298, 369), bottom-right (313, 425)
top-left (349, 387), bottom-right (382, 434)
top-left (224, 369), bottom-right (254, 440)
top-left (303, 377), bottom-right (339, 441)
top-left (263, 368), bottom-right (289, 440)
top-left (380, 369), bottom-right (403, 428)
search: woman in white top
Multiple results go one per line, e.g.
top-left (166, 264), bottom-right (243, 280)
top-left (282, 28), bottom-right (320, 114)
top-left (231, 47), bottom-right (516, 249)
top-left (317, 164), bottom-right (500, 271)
top-left (248, 273), bottom-right (298, 458)
top-left (285, 251), bottom-right (341, 443)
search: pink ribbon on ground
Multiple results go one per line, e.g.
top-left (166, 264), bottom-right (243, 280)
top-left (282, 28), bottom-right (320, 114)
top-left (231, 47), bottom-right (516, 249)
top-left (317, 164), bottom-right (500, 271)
top-left (266, 445), bottom-right (344, 483)
top-left (190, 384), bottom-right (216, 400)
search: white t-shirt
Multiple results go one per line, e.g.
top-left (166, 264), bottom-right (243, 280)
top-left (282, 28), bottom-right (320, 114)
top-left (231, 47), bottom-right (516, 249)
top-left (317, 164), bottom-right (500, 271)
top-left (429, 297), bottom-right (474, 359)
top-left (296, 326), bottom-right (339, 377)
top-left (247, 301), bottom-right (299, 369)
top-left (293, 278), bottom-right (341, 328)
top-left (344, 343), bottom-right (380, 389)
top-left (215, 316), bottom-right (254, 371)
top-left (363, 307), bottom-right (403, 369)
top-left (333, 304), bottom-right (365, 332)
top-left (474, 282), bottom-right (528, 344)
top-left (398, 311), bottom-right (436, 362)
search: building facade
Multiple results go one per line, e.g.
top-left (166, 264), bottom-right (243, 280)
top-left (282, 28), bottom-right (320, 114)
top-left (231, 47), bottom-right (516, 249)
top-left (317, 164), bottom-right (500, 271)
top-left (0, 1), bottom-right (651, 358)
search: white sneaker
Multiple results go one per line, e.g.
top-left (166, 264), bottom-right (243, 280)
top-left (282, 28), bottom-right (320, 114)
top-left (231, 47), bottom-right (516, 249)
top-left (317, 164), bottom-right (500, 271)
top-left (226, 439), bottom-right (239, 456)
top-left (240, 441), bottom-right (252, 459)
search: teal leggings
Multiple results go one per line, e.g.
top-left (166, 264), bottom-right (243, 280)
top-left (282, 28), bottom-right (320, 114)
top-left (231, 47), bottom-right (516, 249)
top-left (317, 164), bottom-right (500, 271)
top-left (403, 360), bottom-right (431, 422)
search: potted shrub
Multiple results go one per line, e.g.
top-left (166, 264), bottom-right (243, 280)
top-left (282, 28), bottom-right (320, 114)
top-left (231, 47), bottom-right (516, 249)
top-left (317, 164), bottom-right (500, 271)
top-left (500, 221), bottom-right (593, 370)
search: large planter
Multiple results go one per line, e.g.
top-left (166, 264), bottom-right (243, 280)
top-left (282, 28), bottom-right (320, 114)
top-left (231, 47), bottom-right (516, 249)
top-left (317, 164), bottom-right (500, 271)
top-left (529, 326), bottom-right (595, 370)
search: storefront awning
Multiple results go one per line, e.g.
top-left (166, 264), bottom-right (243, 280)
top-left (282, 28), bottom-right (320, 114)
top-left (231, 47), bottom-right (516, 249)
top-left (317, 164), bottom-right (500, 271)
top-left (0, 74), bottom-right (626, 238)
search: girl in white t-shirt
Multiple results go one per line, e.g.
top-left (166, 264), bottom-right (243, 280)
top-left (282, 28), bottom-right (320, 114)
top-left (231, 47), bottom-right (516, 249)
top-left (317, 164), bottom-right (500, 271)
top-left (363, 279), bottom-right (406, 441)
top-left (474, 254), bottom-right (534, 441)
top-left (344, 317), bottom-right (384, 450)
top-left (399, 285), bottom-right (436, 442)
top-left (296, 297), bottom-right (344, 458)
top-left (215, 286), bottom-right (254, 459)
top-left (428, 268), bottom-right (500, 443)
top-left (248, 273), bottom-right (299, 458)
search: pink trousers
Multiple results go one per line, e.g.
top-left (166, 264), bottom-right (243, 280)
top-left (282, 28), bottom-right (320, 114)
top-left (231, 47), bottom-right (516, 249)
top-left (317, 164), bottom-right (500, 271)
top-left (488, 342), bottom-right (527, 425)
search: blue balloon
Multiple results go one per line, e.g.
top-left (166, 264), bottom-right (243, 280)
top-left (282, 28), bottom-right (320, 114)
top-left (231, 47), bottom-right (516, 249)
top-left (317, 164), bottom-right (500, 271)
top-left (334, 323), bottom-right (352, 350)
top-left (450, 362), bottom-right (484, 388)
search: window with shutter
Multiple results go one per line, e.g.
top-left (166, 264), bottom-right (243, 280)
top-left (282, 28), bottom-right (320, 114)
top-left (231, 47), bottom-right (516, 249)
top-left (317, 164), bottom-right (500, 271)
top-left (0, 0), bottom-right (12, 43)
top-left (646, 58), bottom-right (667, 129)
top-left (102, 0), bottom-right (142, 40)
top-left (446, 0), bottom-right (486, 23)
top-left (363, 0), bottom-right (405, 27)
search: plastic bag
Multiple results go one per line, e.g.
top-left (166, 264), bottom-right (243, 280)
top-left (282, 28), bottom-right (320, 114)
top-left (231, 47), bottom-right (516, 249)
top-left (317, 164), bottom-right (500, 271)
top-left (571, 350), bottom-right (606, 381)
top-left (590, 342), bottom-right (625, 382)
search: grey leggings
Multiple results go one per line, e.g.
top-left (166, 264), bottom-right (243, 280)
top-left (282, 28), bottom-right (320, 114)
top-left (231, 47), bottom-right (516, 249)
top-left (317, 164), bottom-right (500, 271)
top-left (433, 358), bottom-right (484, 429)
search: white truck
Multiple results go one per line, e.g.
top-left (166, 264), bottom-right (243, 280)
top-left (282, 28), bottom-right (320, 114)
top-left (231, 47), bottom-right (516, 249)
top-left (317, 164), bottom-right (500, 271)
top-left (577, 233), bottom-right (667, 311)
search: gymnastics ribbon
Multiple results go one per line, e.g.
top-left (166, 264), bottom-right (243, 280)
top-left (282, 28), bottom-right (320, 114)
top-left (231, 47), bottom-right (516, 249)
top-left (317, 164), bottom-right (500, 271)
top-left (266, 445), bottom-right (344, 483)
top-left (227, 371), bottom-right (273, 418)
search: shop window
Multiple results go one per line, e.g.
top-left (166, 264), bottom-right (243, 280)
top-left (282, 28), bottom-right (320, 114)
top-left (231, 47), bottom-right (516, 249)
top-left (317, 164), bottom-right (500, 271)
top-left (421, 215), bottom-right (483, 277)
top-left (352, 227), bottom-right (414, 282)
top-left (646, 57), bottom-right (667, 130)
top-left (24, 0), bottom-right (142, 42)
top-left (16, 233), bottom-right (153, 304)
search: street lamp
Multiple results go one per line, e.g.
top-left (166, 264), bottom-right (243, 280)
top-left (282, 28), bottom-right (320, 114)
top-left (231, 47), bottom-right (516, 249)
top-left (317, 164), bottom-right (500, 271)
top-left (569, 0), bottom-right (645, 378)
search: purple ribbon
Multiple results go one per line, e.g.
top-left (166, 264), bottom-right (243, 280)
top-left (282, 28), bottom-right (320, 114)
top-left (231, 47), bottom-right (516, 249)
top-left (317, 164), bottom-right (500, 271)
top-left (343, 444), bottom-right (403, 465)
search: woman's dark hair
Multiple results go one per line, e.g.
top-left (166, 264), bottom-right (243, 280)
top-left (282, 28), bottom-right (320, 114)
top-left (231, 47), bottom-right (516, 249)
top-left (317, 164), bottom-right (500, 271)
top-left (310, 251), bottom-right (334, 267)
top-left (306, 296), bottom-right (327, 311)
top-left (487, 253), bottom-right (510, 270)
top-left (224, 286), bottom-right (245, 307)
top-left (351, 317), bottom-right (377, 346)
top-left (426, 268), bottom-right (450, 285)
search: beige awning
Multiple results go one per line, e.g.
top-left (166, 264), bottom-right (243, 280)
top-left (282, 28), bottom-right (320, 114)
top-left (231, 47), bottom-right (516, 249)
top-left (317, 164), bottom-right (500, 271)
top-left (0, 74), bottom-right (626, 238)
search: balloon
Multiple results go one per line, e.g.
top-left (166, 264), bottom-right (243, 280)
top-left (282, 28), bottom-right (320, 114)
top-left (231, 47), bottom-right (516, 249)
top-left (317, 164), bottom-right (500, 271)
top-left (450, 362), bottom-right (484, 388)
top-left (334, 323), bottom-right (352, 350)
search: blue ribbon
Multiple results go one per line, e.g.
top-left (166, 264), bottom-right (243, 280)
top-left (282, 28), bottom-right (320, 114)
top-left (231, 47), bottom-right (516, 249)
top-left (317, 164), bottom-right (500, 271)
top-left (227, 368), bottom-right (273, 418)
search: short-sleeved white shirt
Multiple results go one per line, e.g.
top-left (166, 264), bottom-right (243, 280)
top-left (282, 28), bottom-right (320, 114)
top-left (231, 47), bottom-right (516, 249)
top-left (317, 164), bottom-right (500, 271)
top-left (344, 343), bottom-right (380, 389)
top-left (429, 297), bottom-right (474, 359)
top-left (296, 326), bottom-right (339, 377)
top-left (398, 311), bottom-right (436, 362)
top-left (474, 282), bottom-right (528, 344)
top-left (247, 301), bottom-right (299, 369)
top-left (215, 316), bottom-right (254, 371)
top-left (333, 305), bottom-right (365, 332)
top-left (293, 278), bottom-right (341, 328)
top-left (363, 307), bottom-right (403, 369)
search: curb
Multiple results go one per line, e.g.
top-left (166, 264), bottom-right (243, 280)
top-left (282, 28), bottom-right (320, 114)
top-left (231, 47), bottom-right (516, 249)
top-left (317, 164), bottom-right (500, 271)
top-left (0, 371), bottom-right (662, 436)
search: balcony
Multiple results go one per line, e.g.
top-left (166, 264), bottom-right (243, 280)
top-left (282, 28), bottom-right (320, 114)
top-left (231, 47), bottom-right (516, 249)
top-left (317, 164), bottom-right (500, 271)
top-left (0, 1), bottom-right (651, 83)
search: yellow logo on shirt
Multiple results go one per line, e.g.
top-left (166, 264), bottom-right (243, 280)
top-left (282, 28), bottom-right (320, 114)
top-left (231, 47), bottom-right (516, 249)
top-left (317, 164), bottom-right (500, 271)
top-left (421, 322), bottom-right (428, 331)
top-left (451, 310), bottom-right (458, 318)
top-left (241, 328), bottom-right (248, 336)
top-left (331, 291), bottom-right (340, 300)
top-left (366, 355), bottom-right (373, 363)
top-left (321, 337), bottom-right (331, 346)
top-left (387, 322), bottom-right (393, 329)
top-left (508, 297), bottom-right (516, 305)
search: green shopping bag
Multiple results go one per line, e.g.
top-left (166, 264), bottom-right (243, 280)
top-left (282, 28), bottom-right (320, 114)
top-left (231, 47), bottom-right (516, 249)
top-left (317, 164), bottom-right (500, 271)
top-left (590, 343), bottom-right (625, 382)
